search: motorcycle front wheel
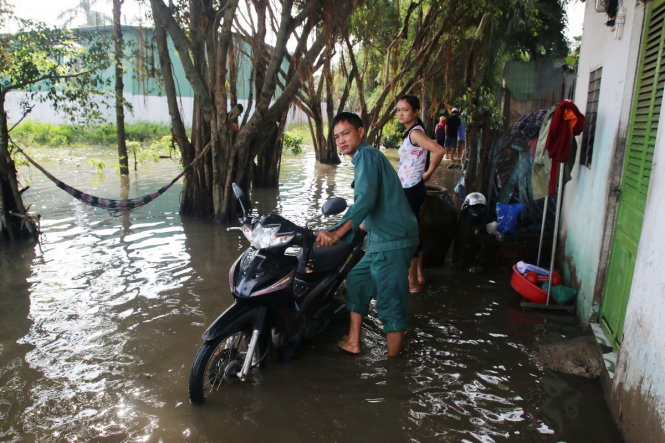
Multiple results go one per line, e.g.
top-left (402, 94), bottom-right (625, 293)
top-left (188, 329), bottom-right (252, 404)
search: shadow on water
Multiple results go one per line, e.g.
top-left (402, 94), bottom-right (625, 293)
top-left (0, 146), bottom-right (622, 442)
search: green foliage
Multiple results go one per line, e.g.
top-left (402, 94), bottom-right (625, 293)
top-left (350, 0), bottom-right (401, 49)
top-left (333, 0), bottom-right (570, 143)
top-left (146, 135), bottom-right (175, 158)
top-left (286, 121), bottom-right (315, 145)
top-left (0, 16), bottom-right (112, 123)
top-left (125, 121), bottom-right (171, 142)
top-left (126, 139), bottom-right (163, 164)
top-left (381, 120), bottom-right (403, 149)
top-left (566, 36), bottom-right (582, 69)
top-left (10, 121), bottom-right (72, 146)
top-left (283, 131), bottom-right (303, 154)
top-left (456, 87), bottom-right (504, 128)
top-left (147, 134), bottom-right (173, 151)
top-left (88, 158), bottom-right (106, 172)
top-left (11, 120), bottom-right (172, 147)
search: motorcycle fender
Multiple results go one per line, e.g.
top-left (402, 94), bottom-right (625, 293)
top-left (201, 302), bottom-right (262, 342)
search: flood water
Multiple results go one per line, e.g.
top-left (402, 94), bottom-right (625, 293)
top-left (0, 147), bottom-right (622, 442)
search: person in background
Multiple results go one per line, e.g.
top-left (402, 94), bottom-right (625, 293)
top-left (395, 95), bottom-right (445, 293)
top-left (316, 112), bottom-right (418, 357)
top-left (457, 115), bottom-right (466, 164)
top-left (228, 103), bottom-right (243, 133)
top-left (435, 116), bottom-right (447, 148)
top-left (444, 107), bottom-right (461, 161)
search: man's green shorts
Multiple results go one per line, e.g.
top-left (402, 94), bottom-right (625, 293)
top-left (345, 246), bottom-right (415, 333)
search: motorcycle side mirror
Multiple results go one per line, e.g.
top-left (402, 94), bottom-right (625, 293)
top-left (321, 197), bottom-right (347, 216)
top-left (232, 182), bottom-right (251, 217)
top-left (232, 182), bottom-right (246, 200)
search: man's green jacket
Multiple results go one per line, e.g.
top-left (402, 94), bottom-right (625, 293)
top-left (339, 141), bottom-right (419, 253)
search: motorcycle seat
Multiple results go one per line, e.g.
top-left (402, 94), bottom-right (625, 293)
top-left (297, 241), bottom-right (354, 275)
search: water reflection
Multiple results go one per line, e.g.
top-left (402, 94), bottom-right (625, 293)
top-left (0, 147), bottom-right (621, 442)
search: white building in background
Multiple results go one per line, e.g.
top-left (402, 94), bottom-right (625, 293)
top-left (4, 25), bottom-right (309, 127)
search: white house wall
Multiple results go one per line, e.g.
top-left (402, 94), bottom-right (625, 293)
top-left (562, 1), bottom-right (645, 323)
top-left (612, 71), bottom-right (665, 441)
top-left (566, 0), bottom-right (665, 439)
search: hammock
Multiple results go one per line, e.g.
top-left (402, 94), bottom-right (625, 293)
top-left (13, 141), bottom-right (210, 213)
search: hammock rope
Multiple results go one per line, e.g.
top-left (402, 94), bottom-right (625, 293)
top-left (12, 139), bottom-right (210, 213)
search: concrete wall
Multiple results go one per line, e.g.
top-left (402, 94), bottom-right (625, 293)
top-left (5, 91), bottom-right (311, 128)
top-left (5, 91), bottom-right (194, 125)
top-left (561, 1), bottom-right (645, 322)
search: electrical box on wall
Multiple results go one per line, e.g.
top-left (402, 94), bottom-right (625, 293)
top-left (594, 0), bottom-right (619, 24)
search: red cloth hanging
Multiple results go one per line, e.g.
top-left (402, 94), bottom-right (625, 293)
top-left (545, 100), bottom-right (585, 195)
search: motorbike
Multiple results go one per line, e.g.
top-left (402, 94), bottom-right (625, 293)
top-left (188, 183), bottom-right (365, 404)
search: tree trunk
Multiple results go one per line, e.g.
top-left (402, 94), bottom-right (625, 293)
top-left (475, 111), bottom-right (492, 196)
top-left (113, 0), bottom-right (129, 176)
top-left (254, 113), bottom-right (288, 187)
top-left (150, 0), bottom-right (345, 222)
top-left (321, 52), bottom-right (341, 165)
top-left (0, 101), bottom-right (37, 241)
top-left (466, 122), bottom-right (479, 193)
top-left (465, 111), bottom-right (491, 196)
top-left (180, 99), bottom-right (213, 218)
top-left (153, 12), bottom-right (212, 218)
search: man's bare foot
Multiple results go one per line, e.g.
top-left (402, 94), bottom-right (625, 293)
top-left (338, 336), bottom-right (361, 355)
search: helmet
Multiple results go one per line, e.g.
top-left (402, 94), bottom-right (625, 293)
top-left (463, 192), bottom-right (486, 207)
top-left (462, 192), bottom-right (487, 224)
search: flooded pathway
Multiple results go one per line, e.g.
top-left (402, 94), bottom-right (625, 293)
top-left (0, 147), bottom-right (621, 442)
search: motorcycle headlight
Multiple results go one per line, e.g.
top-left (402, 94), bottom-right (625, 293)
top-left (242, 223), bottom-right (294, 249)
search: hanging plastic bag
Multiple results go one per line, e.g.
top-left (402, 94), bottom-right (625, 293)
top-left (496, 202), bottom-right (523, 234)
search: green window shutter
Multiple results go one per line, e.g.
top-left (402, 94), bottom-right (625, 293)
top-left (624, 1), bottom-right (665, 205)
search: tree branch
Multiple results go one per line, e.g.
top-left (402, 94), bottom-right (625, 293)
top-left (5, 68), bottom-right (96, 92)
top-left (150, 0), bottom-right (213, 115)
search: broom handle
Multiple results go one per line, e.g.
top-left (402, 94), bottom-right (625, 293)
top-left (545, 164), bottom-right (564, 306)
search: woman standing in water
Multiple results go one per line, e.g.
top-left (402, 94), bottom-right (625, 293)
top-left (395, 95), bottom-right (445, 292)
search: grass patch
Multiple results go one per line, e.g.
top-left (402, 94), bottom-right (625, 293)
top-left (381, 147), bottom-right (399, 168)
top-left (286, 121), bottom-right (320, 146)
top-left (11, 120), bottom-right (173, 148)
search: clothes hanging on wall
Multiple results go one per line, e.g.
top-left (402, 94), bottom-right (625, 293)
top-left (545, 100), bottom-right (586, 195)
top-left (531, 108), bottom-right (555, 200)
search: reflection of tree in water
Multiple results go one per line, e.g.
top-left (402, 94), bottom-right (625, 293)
top-left (0, 244), bottom-right (38, 430)
top-left (119, 175), bottom-right (131, 235)
top-left (0, 244), bottom-right (35, 342)
top-left (181, 217), bottom-right (241, 317)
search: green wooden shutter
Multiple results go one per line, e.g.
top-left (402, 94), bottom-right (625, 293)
top-left (600, 0), bottom-right (665, 350)
top-left (623, 2), bottom-right (664, 204)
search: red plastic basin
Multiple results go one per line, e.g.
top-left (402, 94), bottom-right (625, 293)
top-left (510, 265), bottom-right (550, 304)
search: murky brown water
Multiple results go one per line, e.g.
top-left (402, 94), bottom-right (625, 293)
top-left (1, 147), bottom-right (621, 442)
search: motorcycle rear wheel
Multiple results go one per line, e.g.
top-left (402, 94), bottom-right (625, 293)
top-left (188, 329), bottom-right (251, 404)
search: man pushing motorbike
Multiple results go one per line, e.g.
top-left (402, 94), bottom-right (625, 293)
top-left (316, 112), bottom-right (418, 357)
